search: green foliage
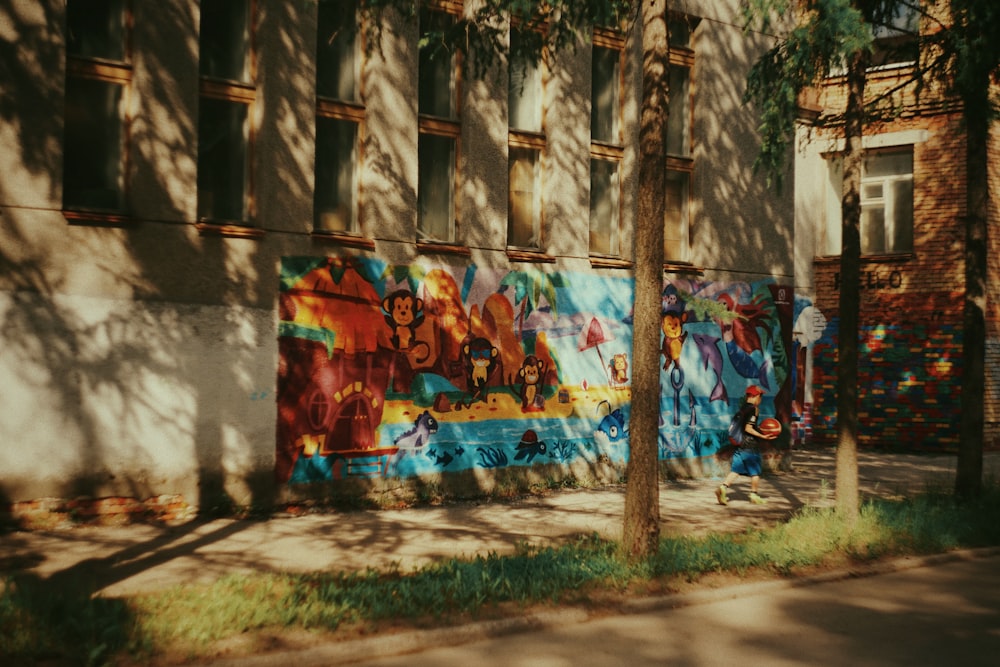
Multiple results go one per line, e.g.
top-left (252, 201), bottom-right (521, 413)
top-left (744, 0), bottom-right (1000, 189)
top-left (939, 0), bottom-right (1000, 115)
top-left (743, 0), bottom-right (873, 189)
top-left (358, 0), bottom-right (636, 79)
top-left (0, 574), bottom-right (136, 666)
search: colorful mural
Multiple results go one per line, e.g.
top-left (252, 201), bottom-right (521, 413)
top-left (812, 320), bottom-right (961, 450)
top-left (655, 280), bottom-right (794, 462)
top-left (276, 256), bottom-right (793, 485)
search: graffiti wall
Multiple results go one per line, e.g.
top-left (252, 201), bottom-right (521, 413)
top-left (655, 280), bottom-right (795, 463)
top-left (812, 320), bottom-right (962, 450)
top-left (276, 256), bottom-right (793, 486)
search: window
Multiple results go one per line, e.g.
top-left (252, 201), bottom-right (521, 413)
top-left (315, 0), bottom-right (363, 235)
top-left (508, 28), bottom-right (545, 250)
top-left (871, 4), bottom-right (919, 68)
top-left (824, 148), bottom-right (914, 255)
top-left (664, 171), bottom-right (690, 260)
top-left (197, 0), bottom-right (255, 225)
top-left (664, 15), bottom-right (696, 263)
top-left (589, 33), bottom-right (624, 257)
top-left (63, 0), bottom-right (130, 216)
top-left (418, 5), bottom-right (461, 244)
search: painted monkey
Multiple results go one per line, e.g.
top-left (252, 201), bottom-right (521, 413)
top-left (609, 353), bottom-right (628, 386)
top-left (383, 289), bottom-right (425, 353)
top-left (515, 355), bottom-right (546, 412)
top-left (459, 336), bottom-right (498, 408)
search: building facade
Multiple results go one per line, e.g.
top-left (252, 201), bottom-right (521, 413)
top-left (1, 0), bottom-right (795, 519)
top-left (793, 3), bottom-right (1000, 451)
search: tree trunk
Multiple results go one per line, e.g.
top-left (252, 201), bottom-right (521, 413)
top-left (623, 0), bottom-right (667, 559)
top-left (835, 50), bottom-right (866, 520)
top-left (956, 77), bottom-right (989, 499)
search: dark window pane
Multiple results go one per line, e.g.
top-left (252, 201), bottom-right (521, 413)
top-left (508, 32), bottom-right (542, 132)
top-left (591, 47), bottom-right (620, 143)
top-left (63, 77), bottom-right (124, 211)
top-left (664, 171), bottom-right (689, 261)
top-left (316, 0), bottom-right (358, 101)
top-left (314, 117), bottom-right (359, 232)
top-left (419, 9), bottom-right (456, 119)
top-left (669, 18), bottom-right (690, 48)
top-left (508, 147), bottom-right (540, 248)
top-left (589, 158), bottom-right (619, 255)
top-left (861, 206), bottom-right (886, 253)
top-left (197, 98), bottom-right (248, 221)
top-left (891, 179), bottom-right (914, 252)
top-left (200, 0), bottom-right (250, 82)
top-left (418, 134), bottom-right (456, 242)
top-left (667, 65), bottom-right (690, 157)
top-left (67, 0), bottom-right (126, 61)
top-left (865, 150), bottom-right (912, 178)
top-left (871, 4), bottom-right (919, 67)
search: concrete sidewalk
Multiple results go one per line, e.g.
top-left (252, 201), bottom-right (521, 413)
top-left (1, 448), bottom-right (997, 598)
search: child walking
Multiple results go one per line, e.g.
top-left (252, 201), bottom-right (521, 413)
top-left (716, 385), bottom-right (778, 505)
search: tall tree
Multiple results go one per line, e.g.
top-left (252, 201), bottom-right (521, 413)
top-left (624, 0), bottom-right (667, 559)
top-left (836, 45), bottom-right (866, 519)
top-left (942, 0), bottom-right (1000, 499)
top-left (743, 0), bottom-right (875, 518)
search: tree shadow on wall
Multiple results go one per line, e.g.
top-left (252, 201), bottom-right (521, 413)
top-left (0, 1), bottom-right (283, 519)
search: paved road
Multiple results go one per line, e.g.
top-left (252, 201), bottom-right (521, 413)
top-left (212, 551), bottom-right (1000, 667)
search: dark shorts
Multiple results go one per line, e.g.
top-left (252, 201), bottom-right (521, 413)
top-left (731, 448), bottom-right (762, 477)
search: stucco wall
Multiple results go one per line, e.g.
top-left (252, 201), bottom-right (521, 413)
top-left (0, 0), bottom-right (794, 513)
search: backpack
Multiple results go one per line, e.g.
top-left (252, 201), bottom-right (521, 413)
top-left (727, 409), bottom-right (746, 446)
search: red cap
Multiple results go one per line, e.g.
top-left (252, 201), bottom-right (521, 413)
top-left (745, 385), bottom-right (765, 397)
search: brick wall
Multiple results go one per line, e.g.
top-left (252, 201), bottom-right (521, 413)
top-left (2, 495), bottom-right (194, 531)
top-left (811, 113), bottom-right (969, 450)
top-left (987, 121), bottom-right (1000, 448)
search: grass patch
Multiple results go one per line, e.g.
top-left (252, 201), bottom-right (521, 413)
top-left (3, 485), bottom-right (1000, 665)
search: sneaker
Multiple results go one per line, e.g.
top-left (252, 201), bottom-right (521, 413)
top-left (749, 492), bottom-right (767, 504)
top-left (715, 485), bottom-right (728, 506)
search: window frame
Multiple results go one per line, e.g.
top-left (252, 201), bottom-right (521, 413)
top-left (196, 0), bottom-right (260, 237)
top-left (870, 3), bottom-right (919, 70)
top-left (506, 24), bottom-right (550, 260)
top-left (417, 2), bottom-right (464, 251)
top-left (588, 29), bottom-right (626, 265)
top-left (312, 0), bottom-right (372, 250)
top-left (62, 0), bottom-right (133, 226)
top-left (822, 146), bottom-right (915, 257)
top-left (663, 14), bottom-right (697, 266)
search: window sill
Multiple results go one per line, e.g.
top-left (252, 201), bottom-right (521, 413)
top-left (196, 221), bottom-right (265, 239)
top-left (814, 252), bottom-right (914, 265)
top-left (506, 248), bottom-right (555, 263)
top-left (589, 255), bottom-right (633, 270)
top-left (663, 261), bottom-right (704, 275)
top-left (312, 231), bottom-right (376, 251)
top-left (666, 155), bottom-right (694, 172)
top-left (63, 209), bottom-right (133, 227)
top-left (416, 240), bottom-right (471, 256)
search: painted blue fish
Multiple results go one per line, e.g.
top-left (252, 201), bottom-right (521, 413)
top-left (597, 409), bottom-right (627, 442)
top-left (692, 333), bottom-right (728, 403)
